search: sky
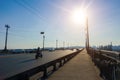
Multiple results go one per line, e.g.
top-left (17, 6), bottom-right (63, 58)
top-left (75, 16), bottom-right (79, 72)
top-left (0, 0), bottom-right (120, 49)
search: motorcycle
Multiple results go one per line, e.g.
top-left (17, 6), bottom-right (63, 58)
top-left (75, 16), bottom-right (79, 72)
top-left (35, 53), bottom-right (43, 59)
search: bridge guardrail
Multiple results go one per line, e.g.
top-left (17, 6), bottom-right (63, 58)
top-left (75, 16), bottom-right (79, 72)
top-left (88, 48), bottom-right (120, 80)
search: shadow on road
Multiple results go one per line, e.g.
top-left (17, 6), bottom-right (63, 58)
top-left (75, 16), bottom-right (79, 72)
top-left (20, 59), bottom-right (36, 63)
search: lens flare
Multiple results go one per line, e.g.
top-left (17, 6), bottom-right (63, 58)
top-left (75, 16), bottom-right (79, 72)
top-left (72, 8), bottom-right (87, 25)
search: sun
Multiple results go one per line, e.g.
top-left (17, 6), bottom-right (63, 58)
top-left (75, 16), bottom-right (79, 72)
top-left (72, 8), bottom-right (87, 25)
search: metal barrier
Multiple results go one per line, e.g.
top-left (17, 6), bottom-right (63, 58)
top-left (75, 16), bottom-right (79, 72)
top-left (5, 49), bottom-right (83, 80)
top-left (88, 48), bottom-right (120, 80)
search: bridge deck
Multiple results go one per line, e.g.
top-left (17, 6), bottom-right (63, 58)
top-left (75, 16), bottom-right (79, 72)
top-left (0, 50), bottom-right (75, 80)
top-left (48, 49), bottom-right (103, 80)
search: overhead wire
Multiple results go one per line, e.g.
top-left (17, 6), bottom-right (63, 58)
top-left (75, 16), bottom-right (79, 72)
top-left (14, 0), bottom-right (63, 29)
top-left (13, 0), bottom-right (50, 25)
top-left (14, 0), bottom-right (43, 20)
top-left (21, 0), bottom-right (45, 19)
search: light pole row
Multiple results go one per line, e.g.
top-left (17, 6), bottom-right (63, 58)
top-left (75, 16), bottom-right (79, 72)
top-left (3, 26), bottom-right (81, 51)
top-left (39, 36), bottom-right (69, 50)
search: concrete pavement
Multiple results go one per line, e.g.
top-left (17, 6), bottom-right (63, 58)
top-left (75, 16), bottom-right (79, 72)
top-left (48, 49), bottom-right (103, 80)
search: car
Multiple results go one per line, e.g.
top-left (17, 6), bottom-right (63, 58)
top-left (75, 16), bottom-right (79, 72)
top-left (48, 48), bottom-right (55, 52)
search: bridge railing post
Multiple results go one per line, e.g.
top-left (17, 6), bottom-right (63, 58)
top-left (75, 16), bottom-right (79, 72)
top-left (42, 67), bottom-right (48, 79)
top-left (53, 64), bottom-right (57, 71)
top-left (116, 64), bottom-right (120, 80)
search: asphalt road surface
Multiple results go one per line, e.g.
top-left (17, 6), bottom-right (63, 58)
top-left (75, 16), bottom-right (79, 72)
top-left (0, 50), bottom-right (76, 79)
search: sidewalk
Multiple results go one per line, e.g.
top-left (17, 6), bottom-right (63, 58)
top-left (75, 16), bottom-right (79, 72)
top-left (48, 49), bottom-right (103, 80)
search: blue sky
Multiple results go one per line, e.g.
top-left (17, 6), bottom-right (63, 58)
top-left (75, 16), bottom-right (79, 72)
top-left (0, 0), bottom-right (120, 49)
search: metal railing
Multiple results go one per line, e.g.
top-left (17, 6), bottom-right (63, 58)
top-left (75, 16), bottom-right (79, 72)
top-left (5, 49), bottom-right (83, 80)
top-left (88, 48), bottom-right (120, 80)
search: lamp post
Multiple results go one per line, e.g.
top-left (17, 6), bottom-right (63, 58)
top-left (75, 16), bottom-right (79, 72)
top-left (4, 25), bottom-right (10, 51)
top-left (40, 32), bottom-right (45, 50)
top-left (63, 41), bottom-right (65, 49)
top-left (56, 40), bottom-right (58, 49)
top-left (85, 16), bottom-right (89, 51)
top-left (67, 43), bottom-right (69, 49)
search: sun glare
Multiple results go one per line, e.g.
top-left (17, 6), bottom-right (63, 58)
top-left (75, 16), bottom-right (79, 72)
top-left (72, 8), bottom-right (87, 25)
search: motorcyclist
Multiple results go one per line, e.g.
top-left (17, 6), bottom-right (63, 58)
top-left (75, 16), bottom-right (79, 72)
top-left (36, 47), bottom-right (42, 59)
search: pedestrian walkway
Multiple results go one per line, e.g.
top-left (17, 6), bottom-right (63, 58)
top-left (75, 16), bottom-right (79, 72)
top-left (48, 49), bottom-right (103, 80)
